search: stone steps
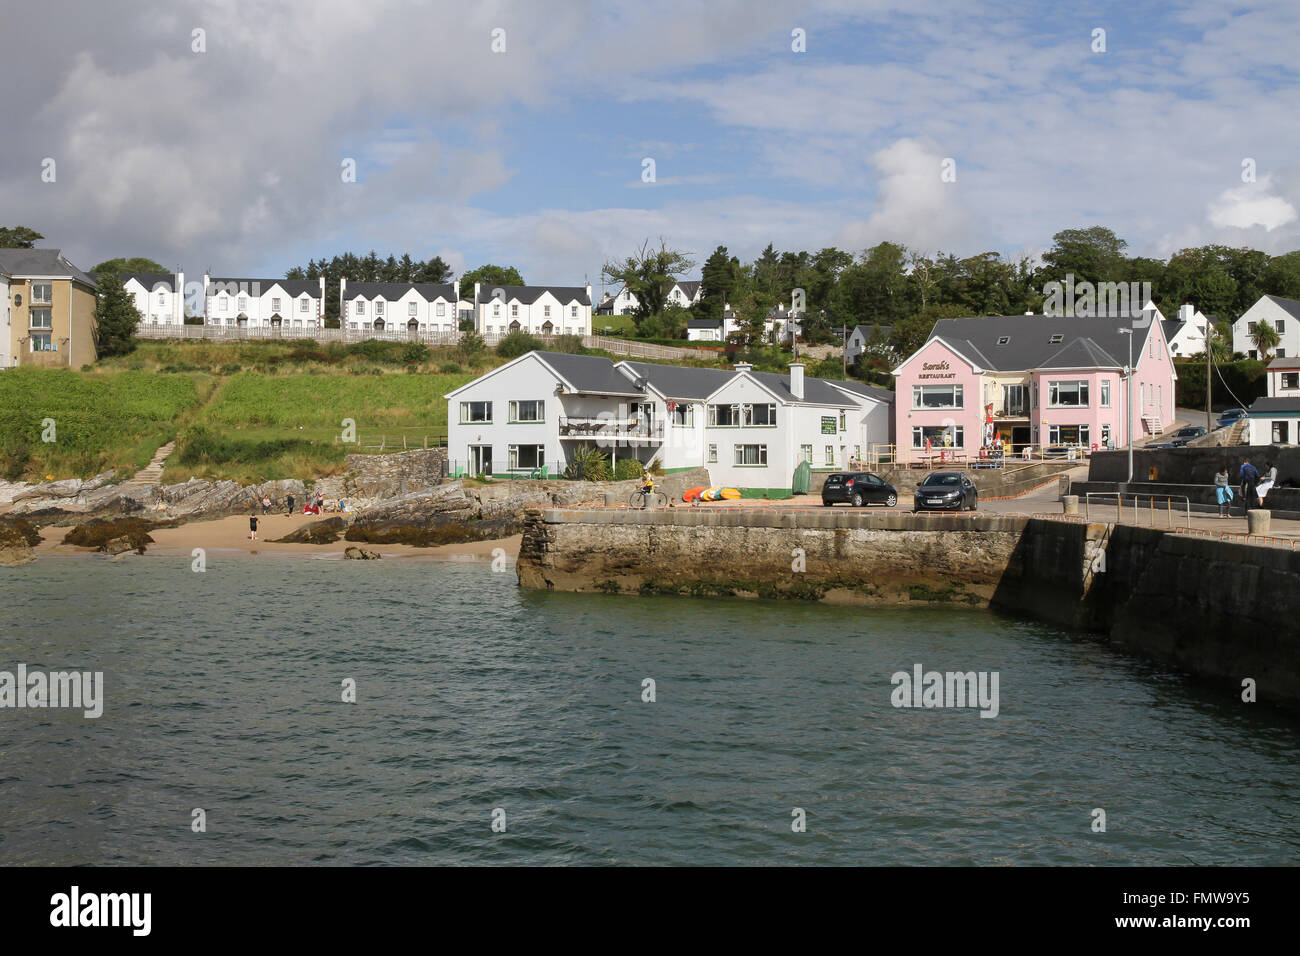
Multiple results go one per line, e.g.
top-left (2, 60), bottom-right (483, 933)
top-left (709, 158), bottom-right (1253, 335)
top-left (119, 441), bottom-right (175, 488)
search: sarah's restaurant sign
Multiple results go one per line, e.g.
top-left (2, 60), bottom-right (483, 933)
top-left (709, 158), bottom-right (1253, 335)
top-left (917, 360), bottom-right (957, 381)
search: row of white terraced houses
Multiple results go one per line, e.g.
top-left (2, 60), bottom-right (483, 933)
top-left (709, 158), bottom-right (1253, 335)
top-left (122, 271), bottom-right (597, 337)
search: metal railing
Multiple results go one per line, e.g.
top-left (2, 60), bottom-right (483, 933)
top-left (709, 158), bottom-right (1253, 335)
top-left (1085, 491), bottom-right (1192, 529)
top-left (558, 417), bottom-right (664, 440)
top-left (340, 433), bottom-right (447, 451)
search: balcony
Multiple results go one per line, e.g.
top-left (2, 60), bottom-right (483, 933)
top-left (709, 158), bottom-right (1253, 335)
top-left (558, 416), bottom-right (664, 441)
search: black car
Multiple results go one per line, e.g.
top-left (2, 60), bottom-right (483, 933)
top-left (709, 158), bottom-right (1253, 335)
top-left (913, 471), bottom-right (978, 512)
top-left (821, 472), bottom-right (899, 507)
top-left (1174, 425), bottom-right (1207, 441)
top-left (1215, 408), bottom-right (1246, 429)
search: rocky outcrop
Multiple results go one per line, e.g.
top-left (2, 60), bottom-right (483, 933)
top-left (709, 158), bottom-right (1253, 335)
top-left (343, 448), bottom-right (446, 499)
top-left (0, 517), bottom-right (40, 567)
top-left (9, 476), bottom-right (306, 525)
top-left (343, 545), bottom-right (381, 560)
top-left (62, 517), bottom-right (165, 554)
top-left (272, 516), bottom-right (349, 545)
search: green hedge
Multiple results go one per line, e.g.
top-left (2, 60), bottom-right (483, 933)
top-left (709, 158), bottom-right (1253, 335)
top-left (1174, 358), bottom-right (1267, 410)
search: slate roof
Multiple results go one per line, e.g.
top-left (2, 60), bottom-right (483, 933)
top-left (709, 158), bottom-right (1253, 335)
top-left (536, 351), bottom-right (645, 396)
top-left (1267, 357), bottom-right (1300, 370)
top-left (1247, 396), bottom-right (1300, 414)
top-left (749, 370), bottom-right (855, 406)
top-left (927, 315), bottom-right (1153, 371)
top-left (620, 361), bottom-right (735, 401)
top-left (124, 272), bottom-right (175, 292)
top-left (475, 285), bottom-right (590, 306)
top-left (674, 280), bottom-right (702, 300)
top-left (273, 279), bottom-right (324, 298)
top-left (1162, 319), bottom-right (1184, 342)
top-left (687, 318), bottom-right (723, 329)
top-left (826, 379), bottom-right (897, 404)
top-left (0, 249), bottom-right (97, 287)
top-left (344, 281), bottom-right (454, 301)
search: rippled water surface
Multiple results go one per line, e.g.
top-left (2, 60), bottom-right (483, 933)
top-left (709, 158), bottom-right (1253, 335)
top-left (1, 555), bottom-right (1296, 865)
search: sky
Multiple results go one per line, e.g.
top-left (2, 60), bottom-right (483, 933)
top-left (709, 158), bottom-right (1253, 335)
top-left (2, 0), bottom-right (1298, 290)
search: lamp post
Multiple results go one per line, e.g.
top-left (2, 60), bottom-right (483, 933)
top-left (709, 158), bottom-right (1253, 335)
top-left (1119, 328), bottom-right (1134, 484)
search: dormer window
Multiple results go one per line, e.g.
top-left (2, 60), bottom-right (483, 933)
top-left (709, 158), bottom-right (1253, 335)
top-left (997, 336), bottom-right (1010, 345)
top-left (1048, 334), bottom-right (1063, 344)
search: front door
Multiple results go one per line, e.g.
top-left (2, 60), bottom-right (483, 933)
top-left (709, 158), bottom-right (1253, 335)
top-left (468, 445), bottom-right (493, 476)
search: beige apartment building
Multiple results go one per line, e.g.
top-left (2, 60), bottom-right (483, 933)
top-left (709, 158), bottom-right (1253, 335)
top-left (0, 249), bottom-right (98, 368)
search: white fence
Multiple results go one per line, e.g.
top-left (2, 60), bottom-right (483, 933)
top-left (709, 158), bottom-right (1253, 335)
top-left (134, 324), bottom-right (704, 360)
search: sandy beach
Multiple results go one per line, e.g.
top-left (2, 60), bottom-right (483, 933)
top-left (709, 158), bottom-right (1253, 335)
top-left (32, 513), bottom-right (521, 562)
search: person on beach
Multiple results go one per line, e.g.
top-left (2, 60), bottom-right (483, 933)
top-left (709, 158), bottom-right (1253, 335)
top-left (287, 493), bottom-right (295, 515)
top-left (1214, 466), bottom-right (1233, 518)
top-left (1256, 460), bottom-right (1278, 508)
top-left (261, 494), bottom-right (271, 514)
top-left (248, 514), bottom-right (259, 541)
top-left (1239, 459), bottom-right (1260, 514)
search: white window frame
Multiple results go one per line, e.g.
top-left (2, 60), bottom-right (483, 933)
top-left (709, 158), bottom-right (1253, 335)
top-left (459, 400), bottom-right (493, 424)
top-left (912, 384), bottom-right (963, 410)
top-left (508, 444), bottom-right (545, 471)
top-left (733, 444), bottom-right (768, 466)
top-left (1047, 380), bottom-right (1089, 408)
top-left (508, 399), bottom-right (544, 423)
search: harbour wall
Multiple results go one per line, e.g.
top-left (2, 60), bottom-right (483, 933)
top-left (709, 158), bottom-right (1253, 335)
top-left (517, 509), bottom-right (1300, 709)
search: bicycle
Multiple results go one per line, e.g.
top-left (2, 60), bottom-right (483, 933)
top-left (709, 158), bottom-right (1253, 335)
top-left (627, 489), bottom-right (668, 509)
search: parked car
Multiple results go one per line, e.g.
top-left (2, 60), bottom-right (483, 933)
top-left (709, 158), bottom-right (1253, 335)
top-left (913, 471), bottom-right (979, 512)
top-left (1174, 425), bottom-right (1207, 441)
top-left (822, 472), bottom-right (899, 507)
top-left (1215, 408), bottom-right (1246, 429)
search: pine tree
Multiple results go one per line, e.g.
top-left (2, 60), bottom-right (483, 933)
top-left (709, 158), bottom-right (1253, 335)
top-left (92, 274), bottom-right (141, 358)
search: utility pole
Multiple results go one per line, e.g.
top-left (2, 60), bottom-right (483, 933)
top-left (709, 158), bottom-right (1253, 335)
top-left (1205, 317), bottom-right (1213, 434)
top-left (1120, 328), bottom-right (1134, 484)
top-left (842, 325), bottom-right (847, 378)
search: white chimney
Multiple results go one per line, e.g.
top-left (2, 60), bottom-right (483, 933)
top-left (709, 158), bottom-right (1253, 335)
top-left (1179, 303), bottom-right (1194, 322)
top-left (789, 362), bottom-right (805, 400)
top-left (453, 278), bottom-right (460, 303)
top-left (734, 362), bottom-right (752, 373)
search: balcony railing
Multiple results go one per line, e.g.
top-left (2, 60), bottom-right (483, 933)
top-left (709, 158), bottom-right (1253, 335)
top-left (558, 417), bottom-right (664, 440)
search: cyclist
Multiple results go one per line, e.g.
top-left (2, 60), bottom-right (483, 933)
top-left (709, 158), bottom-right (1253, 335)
top-left (639, 469), bottom-right (655, 502)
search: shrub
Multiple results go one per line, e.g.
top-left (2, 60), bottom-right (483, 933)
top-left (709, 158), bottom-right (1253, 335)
top-left (550, 334), bottom-right (587, 355)
top-left (458, 331), bottom-right (485, 356)
top-left (495, 331), bottom-right (544, 359)
top-left (219, 364), bottom-right (242, 375)
top-left (439, 362), bottom-right (463, 374)
top-left (613, 458), bottom-right (645, 481)
top-left (565, 446), bottom-right (610, 481)
top-left (402, 342), bottom-right (430, 364)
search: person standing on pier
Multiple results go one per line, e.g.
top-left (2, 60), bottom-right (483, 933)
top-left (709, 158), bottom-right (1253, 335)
top-left (1239, 459), bottom-right (1260, 515)
top-left (1214, 466), bottom-right (1233, 518)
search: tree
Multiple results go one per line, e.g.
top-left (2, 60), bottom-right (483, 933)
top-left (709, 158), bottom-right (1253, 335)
top-left (460, 264), bottom-right (525, 289)
top-left (91, 256), bottom-right (167, 277)
top-left (415, 256), bottom-right (454, 284)
top-left (0, 226), bottom-right (43, 248)
top-left (1038, 226), bottom-right (1128, 287)
top-left (698, 246), bottom-right (739, 321)
top-left (1264, 251), bottom-right (1300, 300)
top-left (92, 274), bottom-right (140, 358)
top-left (1251, 321), bottom-right (1280, 359)
top-left (601, 240), bottom-right (694, 331)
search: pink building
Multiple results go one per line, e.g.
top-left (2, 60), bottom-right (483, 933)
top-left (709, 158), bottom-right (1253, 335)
top-left (892, 314), bottom-right (1176, 463)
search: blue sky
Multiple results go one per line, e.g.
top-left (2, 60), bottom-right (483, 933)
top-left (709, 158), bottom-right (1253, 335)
top-left (3, 0), bottom-right (1297, 286)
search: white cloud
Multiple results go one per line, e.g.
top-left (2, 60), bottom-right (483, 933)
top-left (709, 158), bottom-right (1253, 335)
top-left (1207, 178), bottom-right (1297, 232)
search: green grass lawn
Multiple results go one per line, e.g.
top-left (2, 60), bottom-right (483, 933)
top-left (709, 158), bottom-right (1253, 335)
top-left (0, 368), bottom-right (205, 481)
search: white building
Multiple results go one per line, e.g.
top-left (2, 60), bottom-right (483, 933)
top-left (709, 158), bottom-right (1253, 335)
top-left (1162, 303), bottom-right (1216, 358)
top-left (1245, 357), bottom-right (1300, 445)
top-left (444, 350), bottom-right (895, 490)
top-left (204, 275), bottom-right (326, 329)
top-left (473, 284), bottom-right (592, 336)
top-left (1232, 295), bottom-right (1300, 360)
top-left (341, 280), bottom-right (464, 334)
top-left (845, 324), bottom-right (895, 365)
top-left (686, 311), bottom-right (740, 342)
top-left (0, 270), bottom-right (10, 368)
top-left (123, 271), bottom-right (186, 327)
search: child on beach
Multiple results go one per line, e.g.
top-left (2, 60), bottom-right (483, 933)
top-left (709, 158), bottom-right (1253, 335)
top-left (287, 493), bottom-right (295, 514)
top-left (249, 515), bottom-right (259, 541)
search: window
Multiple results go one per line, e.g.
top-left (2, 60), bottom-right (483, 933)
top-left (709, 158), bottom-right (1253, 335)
top-left (744, 403), bottom-right (776, 426)
top-left (1100, 381), bottom-right (1111, 407)
top-left (511, 304), bottom-right (518, 317)
top-left (1273, 421), bottom-right (1290, 444)
top-left (508, 400), bottom-right (544, 422)
top-left (734, 444), bottom-right (768, 466)
top-left (1278, 320), bottom-right (1286, 334)
top-left (158, 292), bottom-right (166, 305)
top-left (29, 308), bottom-right (52, 329)
top-left (356, 301), bottom-right (365, 315)
top-left (1100, 424), bottom-right (1111, 447)
top-left (1048, 381), bottom-right (1089, 407)
top-left (997, 336), bottom-right (1010, 346)
top-left (376, 300), bottom-right (384, 315)
top-left (408, 302), bottom-right (417, 316)
top-left (30, 333), bottom-right (54, 351)
top-left (840, 411), bottom-right (847, 431)
top-left (707, 443), bottom-right (718, 463)
top-left (1001, 384), bottom-right (1028, 415)
top-left (1279, 349), bottom-right (1287, 358)
top-left (460, 401), bottom-right (492, 423)
top-left (272, 297), bottom-right (281, 310)
top-left (912, 384), bottom-right (963, 409)
top-left (31, 282), bottom-right (52, 303)
top-left (800, 444), bottom-right (813, 464)
top-left (1248, 322), bottom-right (1258, 334)
top-left (1282, 372), bottom-right (1299, 390)
top-left (436, 302), bottom-right (445, 316)
top-left (825, 445), bottom-right (835, 466)
top-left (508, 444), bottom-right (545, 470)
top-left (300, 298), bottom-right (309, 312)
top-left (709, 403), bottom-right (740, 426)
top-left (571, 306), bottom-right (578, 318)
top-left (544, 305), bottom-right (551, 317)
top-left (671, 404), bottom-right (694, 427)
top-left (219, 296), bottom-right (229, 310)
top-left (238, 297), bottom-right (247, 310)
top-left (1049, 424), bottom-right (1090, 446)
top-left (912, 425), bottom-right (963, 448)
